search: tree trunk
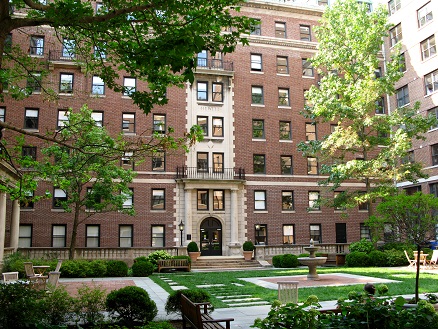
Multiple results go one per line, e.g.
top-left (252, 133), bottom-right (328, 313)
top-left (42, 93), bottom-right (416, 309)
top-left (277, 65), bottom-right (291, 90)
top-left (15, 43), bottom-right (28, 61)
top-left (415, 244), bottom-right (421, 303)
top-left (68, 204), bottom-right (81, 260)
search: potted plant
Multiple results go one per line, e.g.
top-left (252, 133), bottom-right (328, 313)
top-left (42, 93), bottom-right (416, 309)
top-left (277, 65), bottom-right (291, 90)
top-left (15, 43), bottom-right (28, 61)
top-left (243, 240), bottom-right (255, 261)
top-left (187, 241), bottom-right (201, 262)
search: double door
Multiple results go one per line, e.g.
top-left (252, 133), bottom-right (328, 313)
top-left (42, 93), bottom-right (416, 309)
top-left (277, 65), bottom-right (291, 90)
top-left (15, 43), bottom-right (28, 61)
top-left (200, 217), bottom-right (222, 256)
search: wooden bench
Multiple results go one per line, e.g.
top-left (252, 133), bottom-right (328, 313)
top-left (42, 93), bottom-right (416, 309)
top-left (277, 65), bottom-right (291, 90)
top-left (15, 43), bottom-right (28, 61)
top-left (157, 259), bottom-right (191, 273)
top-left (181, 294), bottom-right (234, 329)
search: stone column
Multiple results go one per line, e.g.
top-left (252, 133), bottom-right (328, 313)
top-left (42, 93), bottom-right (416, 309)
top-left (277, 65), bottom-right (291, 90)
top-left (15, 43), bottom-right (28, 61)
top-left (10, 199), bottom-right (20, 250)
top-left (184, 188), bottom-right (192, 242)
top-left (230, 189), bottom-right (238, 243)
top-left (0, 192), bottom-right (6, 263)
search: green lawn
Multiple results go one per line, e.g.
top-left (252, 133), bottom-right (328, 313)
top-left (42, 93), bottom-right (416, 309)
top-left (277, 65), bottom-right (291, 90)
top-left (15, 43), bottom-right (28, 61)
top-left (150, 267), bottom-right (438, 308)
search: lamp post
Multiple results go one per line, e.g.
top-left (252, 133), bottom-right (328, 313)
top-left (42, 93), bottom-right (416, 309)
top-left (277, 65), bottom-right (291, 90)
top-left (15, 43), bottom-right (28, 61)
top-left (255, 224), bottom-right (260, 245)
top-left (178, 220), bottom-right (185, 247)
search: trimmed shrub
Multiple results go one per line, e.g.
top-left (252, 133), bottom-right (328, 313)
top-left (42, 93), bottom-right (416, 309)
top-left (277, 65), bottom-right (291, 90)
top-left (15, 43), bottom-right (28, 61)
top-left (280, 254), bottom-right (299, 268)
top-left (165, 289), bottom-right (212, 315)
top-left (272, 255), bottom-right (282, 268)
top-left (60, 259), bottom-right (90, 278)
top-left (345, 251), bottom-right (371, 267)
top-left (132, 260), bottom-right (154, 277)
top-left (134, 256), bottom-right (149, 263)
top-left (349, 239), bottom-right (375, 254)
top-left (378, 242), bottom-right (416, 252)
top-left (368, 250), bottom-right (388, 267)
top-left (87, 260), bottom-right (107, 277)
top-left (385, 249), bottom-right (409, 267)
top-left (143, 322), bottom-right (175, 329)
top-left (106, 260), bottom-right (129, 277)
top-left (106, 286), bottom-right (157, 326)
top-left (147, 251), bottom-right (173, 269)
top-left (187, 241), bottom-right (199, 252)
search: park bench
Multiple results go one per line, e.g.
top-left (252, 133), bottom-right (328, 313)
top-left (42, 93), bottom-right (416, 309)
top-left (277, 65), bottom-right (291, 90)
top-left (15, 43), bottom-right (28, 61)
top-left (157, 259), bottom-right (191, 273)
top-left (181, 294), bottom-right (234, 329)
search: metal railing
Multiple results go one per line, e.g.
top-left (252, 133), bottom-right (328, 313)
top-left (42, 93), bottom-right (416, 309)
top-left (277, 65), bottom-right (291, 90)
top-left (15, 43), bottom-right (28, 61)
top-left (49, 50), bottom-right (85, 62)
top-left (176, 166), bottom-right (245, 180)
top-left (196, 58), bottom-right (234, 71)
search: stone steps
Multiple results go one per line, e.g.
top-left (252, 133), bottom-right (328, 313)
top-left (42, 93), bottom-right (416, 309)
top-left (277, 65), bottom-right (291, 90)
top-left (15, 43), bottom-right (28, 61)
top-left (191, 257), bottom-right (263, 269)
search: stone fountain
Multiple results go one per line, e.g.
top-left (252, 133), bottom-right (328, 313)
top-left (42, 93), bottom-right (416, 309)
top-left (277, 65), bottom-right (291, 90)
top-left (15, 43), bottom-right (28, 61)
top-left (298, 239), bottom-right (327, 280)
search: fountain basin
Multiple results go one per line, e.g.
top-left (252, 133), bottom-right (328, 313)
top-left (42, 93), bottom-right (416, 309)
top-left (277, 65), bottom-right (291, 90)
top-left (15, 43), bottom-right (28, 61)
top-left (298, 257), bottom-right (327, 280)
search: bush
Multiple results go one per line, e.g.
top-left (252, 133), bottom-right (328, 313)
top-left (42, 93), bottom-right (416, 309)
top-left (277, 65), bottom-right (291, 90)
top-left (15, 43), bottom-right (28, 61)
top-left (60, 259), bottom-right (90, 278)
top-left (349, 239), bottom-right (375, 254)
top-left (272, 255), bottom-right (282, 268)
top-left (132, 260), bottom-right (155, 277)
top-left (39, 285), bottom-right (74, 326)
top-left (385, 249), bottom-right (409, 267)
top-left (187, 241), bottom-right (199, 252)
top-left (368, 250), bottom-right (388, 267)
top-left (143, 322), bottom-right (175, 329)
top-left (2, 252), bottom-right (31, 278)
top-left (147, 251), bottom-right (173, 269)
top-left (87, 260), bottom-right (107, 277)
top-left (280, 254), bottom-right (299, 268)
top-left (106, 260), bottom-right (129, 277)
top-left (243, 240), bottom-right (255, 251)
top-left (379, 242), bottom-right (416, 252)
top-left (72, 283), bottom-right (107, 326)
top-left (165, 289), bottom-right (212, 315)
top-left (345, 251), bottom-right (371, 267)
top-left (106, 286), bottom-right (157, 326)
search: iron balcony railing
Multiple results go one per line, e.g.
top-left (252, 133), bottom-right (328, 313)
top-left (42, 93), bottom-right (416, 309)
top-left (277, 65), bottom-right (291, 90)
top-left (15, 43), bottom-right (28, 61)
top-left (196, 58), bottom-right (234, 71)
top-left (49, 50), bottom-right (86, 62)
top-left (176, 166), bottom-right (245, 180)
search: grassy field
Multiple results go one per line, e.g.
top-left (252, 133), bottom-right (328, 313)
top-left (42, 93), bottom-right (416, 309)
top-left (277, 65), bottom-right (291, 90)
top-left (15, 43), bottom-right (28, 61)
top-left (150, 267), bottom-right (438, 308)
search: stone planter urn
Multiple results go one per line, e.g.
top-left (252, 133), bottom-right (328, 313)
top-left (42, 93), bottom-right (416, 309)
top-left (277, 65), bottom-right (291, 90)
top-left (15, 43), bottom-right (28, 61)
top-left (187, 241), bottom-right (200, 262)
top-left (243, 241), bottom-right (255, 261)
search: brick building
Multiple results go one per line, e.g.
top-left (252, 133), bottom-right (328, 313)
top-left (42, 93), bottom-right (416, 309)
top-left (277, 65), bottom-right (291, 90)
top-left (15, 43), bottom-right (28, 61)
top-left (1, 0), bottom-right (374, 259)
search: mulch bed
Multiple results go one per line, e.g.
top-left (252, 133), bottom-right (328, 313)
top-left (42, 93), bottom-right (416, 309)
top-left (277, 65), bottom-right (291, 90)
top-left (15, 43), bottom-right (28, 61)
top-left (60, 279), bottom-right (136, 296)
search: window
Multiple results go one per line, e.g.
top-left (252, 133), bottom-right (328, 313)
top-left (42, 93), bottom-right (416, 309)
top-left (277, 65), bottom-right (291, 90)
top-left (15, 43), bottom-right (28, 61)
top-left (20, 190), bottom-right (34, 209)
top-left (197, 50), bottom-right (207, 67)
top-left (62, 39), bottom-right (75, 58)
top-left (52, 225), bottom-right (66, 247)
top-left (121, 152), bottom-right (133, 169)
top-left (123, 77), bottom-right (136, 96)
top-left (318, 0), bottom-right (328, 6)
top-left (305, 123), bottom-right (316, 141)
top-left (302, 59), bottom-right (314, 77)
top-left (24, 108), bottom-right (38, 129)
top-left (119, 225), bottom-right (133, 247)
top-left (310, 224), bottom-right (321, 243)
top-left (197, 190), bottom-right (209, 210)
top-left (213, 153), bottom-right (224, 173)
top-left (22, 146), bottom-right (36, 162)
top-left (122, 113), bottom-right (135, 133)
top-left (432, 144), bottom-right (438, 166)
top-left (360, 223), bottom-right (371, 240)
top-left (334, 191), bottom-right (346, 211)
top-left (429, 107), bottom-right (438, 129)
top-left (253, 154), bottom-right (266, 174)
top-left (375, 97), bottom-right (386, 114)
top-left (399, 52), bottom-right (406, 72)
top-left (86, 225), bottom-right (100, 247)
top-left (307, 157), bottom-right (318, 175)
top-left (153, 114), bottom-right (166, 134)
top-left (4, 34), bottom-right (12, 53)
top-left (197, 152), bottom-right (208, 171)
top-left (251, 54), bottom-right (262, 71)
top-left (27, 72), bottom-right (41, 92)
top-left (212, 83), bottom-right (223, 102)
top-left (57, 109), bottom-right (68, 129)
top-left (281, 156), bottom-right (293, 175)
top-left (122, 189), bottom-right (133, 209)
top-left (389, 24), bottom-right (402, 47)
top-left (96, 2), bottom-right (105, 13)
top-left (278, 88), bottom-right (290, 106)
top-left (308, 191), bottom-right (320, 211)
top-left (152, 225), bottom-right (164, 247)
top-left (282, 191), bottom-right (294, 211)
top-left (300, 25), bottom-right (311, 41)
top-left (275, 22), bottom-right (286, 38)
top-left (418, 3), bottom-right (433, 28)
top-left (91, 76), bottom-right (105, 95)
top-left (388, 0), bottom-right (401, 15)
top-left (252, 119), bottom-right (264, 139)
top-left (250, 19), bottom-right (261, 35)
top-left (254, 191), bottom-right (266, 210)
top-left (251, 86), bottom-right (263, 104)
top-left (94, 45), bottom-right (106, 59)
top-left (283, 225), bottom-right (295, 244)
top-left (396, 85), bottom-right (409, 107)
top-left (358, 192), bottom-right (369, 211)
top-left (19, 225), bottom-right (32, 247)
top-left (277, 56), bottom-right (288, 74)
top-left (197, 81), bottom-right (208, 101)
top-left (0, 107), bottom-right (4, 122)
top-left (279, 121), bottom-right (291, 140)
top-left (91, 111), bottom-right (103, 127)
top-left (430, 182), bottom-right (438, 197)
top-left (255, 224), bottom-right (267, 245)
top-left (59, 73), bottom-right (73, 93)
top-left (53, 188), bottom-right (67, 208)
top-left (401, 150), bottom-right (414, 164)
top-left (405, 186), bottom-right (421, 195)
top-left (197, 116), bottom-right (208, 136)
top-left (425, 69), bottom-right (438, 95)
top-left (30, 36), bottom-right (44, 56)
top-left (358, 1), bottom-right (372, 12)
top-left (213, 190), bottom-right (224, 210)
top-left (152, 189), bottom-right (165, 210)
top-left (421, 35), bottom-right (436, 61)
top-left (152, 151), bottom-right (165, 171)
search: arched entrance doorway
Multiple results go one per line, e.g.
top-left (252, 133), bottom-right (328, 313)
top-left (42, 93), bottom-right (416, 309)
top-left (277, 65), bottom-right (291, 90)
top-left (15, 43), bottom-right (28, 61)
top-left (200, 217), bottom-right (222, 256)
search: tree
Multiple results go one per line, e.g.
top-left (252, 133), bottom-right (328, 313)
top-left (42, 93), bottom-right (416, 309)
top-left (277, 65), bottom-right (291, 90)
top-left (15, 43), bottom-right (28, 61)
top-left (1, 0), bottom-right (251, 113)
top-left (298, 0), bottom-right (437, 214)
top-left (367, 192), bottom-right (438, 302)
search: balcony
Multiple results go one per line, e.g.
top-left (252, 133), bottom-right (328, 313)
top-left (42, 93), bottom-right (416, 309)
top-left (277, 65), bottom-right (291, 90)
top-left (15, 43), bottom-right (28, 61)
top-left (49, 50), bottom-right (86, 63)
top-left (195, 58), bottom-right (234, 73)
top-left (176, 166), bottom-right (245, 180)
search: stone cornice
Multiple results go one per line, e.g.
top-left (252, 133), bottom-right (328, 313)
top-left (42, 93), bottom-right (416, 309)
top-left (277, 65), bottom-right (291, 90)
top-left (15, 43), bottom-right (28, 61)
top-left (241, 0), bottom-right (324, 17)
top-left (246, 35), bottom-right (318, 51)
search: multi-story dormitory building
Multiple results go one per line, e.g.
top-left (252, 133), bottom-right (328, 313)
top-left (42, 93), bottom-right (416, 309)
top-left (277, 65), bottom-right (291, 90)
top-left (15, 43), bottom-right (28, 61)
top-left (0, 0), bottom-right (375, 262)
top-left (379, 0), bottom-right (438, 238)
